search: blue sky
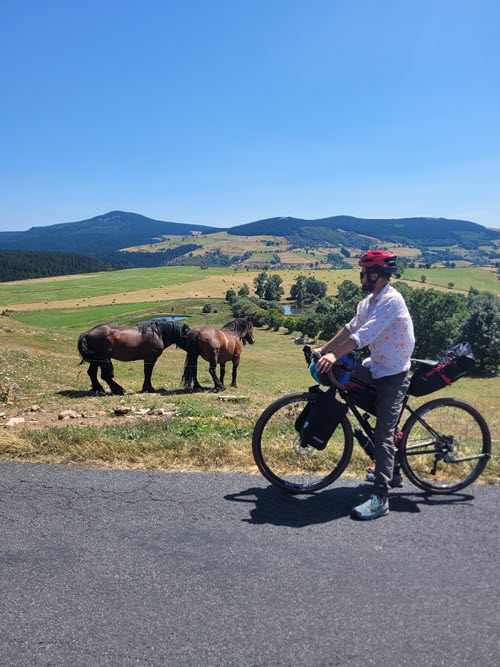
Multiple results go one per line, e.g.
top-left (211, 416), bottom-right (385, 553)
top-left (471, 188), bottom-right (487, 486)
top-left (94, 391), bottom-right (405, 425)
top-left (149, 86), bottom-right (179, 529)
top-left (1, 0), bottom-right (499, 231)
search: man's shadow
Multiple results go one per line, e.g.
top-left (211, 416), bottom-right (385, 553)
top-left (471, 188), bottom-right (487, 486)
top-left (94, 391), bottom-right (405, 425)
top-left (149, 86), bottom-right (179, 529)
top-left (224, 484), bottom-right (474, 527)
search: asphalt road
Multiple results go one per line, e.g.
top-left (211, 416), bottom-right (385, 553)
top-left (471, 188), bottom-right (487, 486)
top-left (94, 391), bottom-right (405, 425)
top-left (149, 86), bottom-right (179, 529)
top-left (1, 462), bottom-right (499, 666)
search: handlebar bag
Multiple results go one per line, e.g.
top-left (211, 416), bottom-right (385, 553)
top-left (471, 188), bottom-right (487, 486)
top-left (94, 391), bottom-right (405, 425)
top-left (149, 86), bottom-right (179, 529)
top-left (305, 348), bottom-right (357, 389)
top-left (295, 386), bottom-right (348, 450)
top-left (410, 342), bottom-right (476, 397)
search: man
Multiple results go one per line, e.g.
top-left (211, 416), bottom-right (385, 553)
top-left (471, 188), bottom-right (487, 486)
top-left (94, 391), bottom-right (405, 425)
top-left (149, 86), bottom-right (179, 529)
top-left (314, 250), bottom-right (415, 520)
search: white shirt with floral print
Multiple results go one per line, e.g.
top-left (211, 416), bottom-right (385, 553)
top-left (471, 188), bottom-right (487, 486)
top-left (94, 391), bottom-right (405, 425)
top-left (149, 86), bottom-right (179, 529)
top-left (346, 284), bottom-right (415, 378)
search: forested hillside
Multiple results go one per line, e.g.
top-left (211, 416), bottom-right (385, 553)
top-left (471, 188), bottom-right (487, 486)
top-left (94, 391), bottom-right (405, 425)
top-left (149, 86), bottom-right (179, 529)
top-left (228, 215), bottom-right (500, 248)
top-left (1, 211), bottom-right (499, 269)
top-left (0, 211), bottom-right (218, 257)
top-left (0, 250), bottom-right (116, 282)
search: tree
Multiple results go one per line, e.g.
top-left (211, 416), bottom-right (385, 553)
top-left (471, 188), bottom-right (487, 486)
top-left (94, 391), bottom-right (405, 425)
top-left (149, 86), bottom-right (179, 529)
top-left (461, 292), bottom-right (500, 372)
top-left (305, 276), bottom-right (327, 300)
top-left (298, 314), bottom-right (322, 340)
top-left (290, 275), bottom-right (307, 305)
top-left (421, 275), bottom-right (426, 283)
top-left (397, 285), bottom-right (467, 360)
top-left (283, 316), bottom-right (298, 334)
top-left (231, 297), bottom-right (259, 319)
top-left (318, 280), bottom-right (363, 340)
top-left (263, 274), bottom-right (284, 301)
top-left (238, 283), bottom-right (250, 297)
top-left (265, 309), bottom-right (284, 331)
top-left (290, 274), bottom-right (327, 305)
top-left (253, 271), bottom-right (268, 298)
top-left (315, 298), bottom-right (332, 314)
top-left (202, 303), bottom-right (212, 313)
top-left (225, 288), bottom-right (237, 304)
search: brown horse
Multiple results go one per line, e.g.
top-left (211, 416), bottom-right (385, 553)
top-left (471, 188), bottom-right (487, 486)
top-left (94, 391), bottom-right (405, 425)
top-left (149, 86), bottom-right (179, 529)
top-left (78, 319), bottom-right (190, 394)
top-left (182, 317), bottom-right (255, 392)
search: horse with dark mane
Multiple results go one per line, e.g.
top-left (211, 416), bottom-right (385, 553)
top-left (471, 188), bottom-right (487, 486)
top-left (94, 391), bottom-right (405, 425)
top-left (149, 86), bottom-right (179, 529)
top-left (78, 319), bottom-right (190, 394)
top-left (182, 317), bottom-right (255, 392)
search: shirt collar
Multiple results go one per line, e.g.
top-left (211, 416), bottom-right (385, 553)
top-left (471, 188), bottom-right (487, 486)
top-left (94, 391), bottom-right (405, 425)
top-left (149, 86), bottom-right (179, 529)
top-left (369, 282), bottom-right (391, 305)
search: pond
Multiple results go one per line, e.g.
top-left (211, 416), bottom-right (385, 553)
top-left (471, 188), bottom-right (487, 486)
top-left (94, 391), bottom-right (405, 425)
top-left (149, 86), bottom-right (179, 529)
top-left (153, 316), bottom-right (187, 322)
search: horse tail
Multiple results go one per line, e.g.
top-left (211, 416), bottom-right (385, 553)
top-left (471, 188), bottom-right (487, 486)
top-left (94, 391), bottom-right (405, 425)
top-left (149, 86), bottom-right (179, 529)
top-left (182, 331), bottom-right (200, 389)
top-left (77, 332), bottom-right (97, 364)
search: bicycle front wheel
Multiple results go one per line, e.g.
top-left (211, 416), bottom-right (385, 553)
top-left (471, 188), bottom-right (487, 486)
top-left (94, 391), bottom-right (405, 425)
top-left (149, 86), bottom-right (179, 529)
top-left (400, 398), bottom-right (491, 494)
top-left (252, 392), bottom-right (353, 493)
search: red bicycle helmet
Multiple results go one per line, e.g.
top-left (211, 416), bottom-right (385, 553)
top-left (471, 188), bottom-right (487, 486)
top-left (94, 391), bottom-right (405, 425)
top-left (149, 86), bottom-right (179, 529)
top-left (359, 250), bottom-right (398, 274)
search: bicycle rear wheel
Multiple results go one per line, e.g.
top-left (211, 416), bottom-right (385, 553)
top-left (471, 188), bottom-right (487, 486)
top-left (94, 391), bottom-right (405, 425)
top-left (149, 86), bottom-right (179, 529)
top-left (252, 392), bottom-right (353, 493)
top-left (400, 397), bottom-right (491, 494)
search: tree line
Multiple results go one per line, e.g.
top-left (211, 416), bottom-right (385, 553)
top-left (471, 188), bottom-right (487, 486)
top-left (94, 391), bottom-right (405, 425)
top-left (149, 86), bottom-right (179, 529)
top-left (0, 250), bottom-right (117, 282)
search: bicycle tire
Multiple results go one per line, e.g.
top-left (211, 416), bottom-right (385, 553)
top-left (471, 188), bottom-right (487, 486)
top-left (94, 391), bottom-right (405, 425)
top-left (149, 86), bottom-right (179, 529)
top-left (400, 397), bottom-right (491, 494)
top-left (252, 392), bottom-right (353, 494)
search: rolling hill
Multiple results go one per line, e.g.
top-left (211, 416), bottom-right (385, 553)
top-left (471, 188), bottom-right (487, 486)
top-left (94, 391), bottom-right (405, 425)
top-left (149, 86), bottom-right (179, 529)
top-left (228, 215), bottom-right (500, 247)
top-left (0, 211), bottom-right (218, 256)
top-left (0, 211), bottom-right (499, 271)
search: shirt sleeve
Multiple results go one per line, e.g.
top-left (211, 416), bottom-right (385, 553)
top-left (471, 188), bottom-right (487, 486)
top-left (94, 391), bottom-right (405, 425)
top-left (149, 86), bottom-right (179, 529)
top-left (349, 296), bottom-right (401, 349)
top-left (346, 302), bottom-right (362, 334)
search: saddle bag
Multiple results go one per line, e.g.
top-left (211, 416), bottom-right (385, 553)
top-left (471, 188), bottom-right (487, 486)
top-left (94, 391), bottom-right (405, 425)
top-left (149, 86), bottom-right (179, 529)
top-left (410, 342), bottom-right (476, 397)
top-left (295, 387), bottom-right (348, 450)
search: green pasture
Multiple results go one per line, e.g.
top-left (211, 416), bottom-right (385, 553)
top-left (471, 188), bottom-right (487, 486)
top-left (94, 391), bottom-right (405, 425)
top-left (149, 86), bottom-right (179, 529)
top-left (11, 298), bottom-right (228, 335)
top-left (401, 266), bottom-right (499, 293)
top-left (248, 251), bottom-right (277, 262)
top-left (129, 230), bottom-right (292, 255)
top-left (0, 266), bottom-right (228, 306)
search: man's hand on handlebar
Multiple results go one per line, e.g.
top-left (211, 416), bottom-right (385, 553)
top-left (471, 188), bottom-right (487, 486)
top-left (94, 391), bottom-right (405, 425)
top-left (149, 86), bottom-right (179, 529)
top-left (316, 352), bottom-right (338, 373)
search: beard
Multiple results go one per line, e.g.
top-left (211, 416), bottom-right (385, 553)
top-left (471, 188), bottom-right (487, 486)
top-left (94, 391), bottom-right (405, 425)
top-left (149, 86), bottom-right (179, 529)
top-left (361, 280), bottom-right (376, 292)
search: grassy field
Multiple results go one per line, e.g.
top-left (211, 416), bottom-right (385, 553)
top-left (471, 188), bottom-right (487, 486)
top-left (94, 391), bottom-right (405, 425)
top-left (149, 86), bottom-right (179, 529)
top-left (401, 266), bottom-right (500, 294)
top-left (0, 307), bottom-right (498, 486)
top-left (6, 265), bottom-right (498, 317)
top-left (0, 266), bottom-right (229, 306)
top-left (0, 266), bottom-right (358, 314)
top-left (0, 265), bottom-right (498, 485)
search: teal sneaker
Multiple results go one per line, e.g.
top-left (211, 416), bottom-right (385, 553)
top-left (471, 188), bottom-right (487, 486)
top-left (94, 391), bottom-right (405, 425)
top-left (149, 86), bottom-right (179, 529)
top-left (365, 466), bottom-right (404, 488)
top-left (352, 494), bottom-right (389, 520)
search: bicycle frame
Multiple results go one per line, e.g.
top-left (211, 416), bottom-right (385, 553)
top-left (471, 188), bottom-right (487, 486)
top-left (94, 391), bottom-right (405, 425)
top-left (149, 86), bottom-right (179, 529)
top-left (336, 369), bottom-right (439, 462)
top-left (338, 381), bottom-right (490, 466)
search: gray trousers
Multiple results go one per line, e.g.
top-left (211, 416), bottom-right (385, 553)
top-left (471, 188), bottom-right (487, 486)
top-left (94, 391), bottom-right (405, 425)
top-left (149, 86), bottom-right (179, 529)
top-left (351, 365), bottom-right (411, 498)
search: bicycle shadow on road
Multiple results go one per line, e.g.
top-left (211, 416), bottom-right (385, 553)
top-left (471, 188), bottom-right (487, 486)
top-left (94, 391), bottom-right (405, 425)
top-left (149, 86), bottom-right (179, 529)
top-left (224, 484), bottom-right (475, 527)
top-left (225, 485), bottom-right (364, 527)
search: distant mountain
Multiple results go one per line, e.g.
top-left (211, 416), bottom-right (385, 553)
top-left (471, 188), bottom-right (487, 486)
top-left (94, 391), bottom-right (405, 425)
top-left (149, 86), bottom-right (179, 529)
top-left (228, 215), bottom-right (500, 247)
top-left (1, 211), bottom-right (498, 270)
top-left (0, 211), bottom-right (219, 257)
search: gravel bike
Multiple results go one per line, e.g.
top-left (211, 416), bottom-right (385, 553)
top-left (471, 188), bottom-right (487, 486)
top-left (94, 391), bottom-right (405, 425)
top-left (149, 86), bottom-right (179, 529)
top-left (252, 359), bottom-right (491, 495)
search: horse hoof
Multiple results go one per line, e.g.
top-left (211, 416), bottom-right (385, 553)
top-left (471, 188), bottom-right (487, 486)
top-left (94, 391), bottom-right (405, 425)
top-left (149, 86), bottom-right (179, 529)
top-left (140, 388), bottom-right (155, 393)
top-left (92, 389), bottom-right (106, 395)
top-left (112, 389), bottom-right (125, 395)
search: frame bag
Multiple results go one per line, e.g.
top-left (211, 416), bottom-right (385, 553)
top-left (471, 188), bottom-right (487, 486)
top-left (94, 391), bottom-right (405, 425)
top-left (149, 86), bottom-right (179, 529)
top-left (345, 377), bottom-right (377, 416)
top-left (410, 342), bottom-right (476, 397)
top-left (295, 387), bottom-right (348, 450)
